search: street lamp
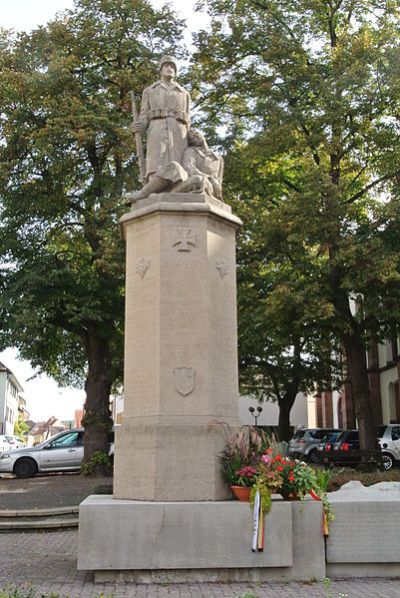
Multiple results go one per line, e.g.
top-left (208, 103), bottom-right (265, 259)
top-left (248, 405), bottom-right (263, 426)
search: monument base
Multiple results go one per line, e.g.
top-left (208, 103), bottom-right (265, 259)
top-left (78, 495), bottom-right (325, 583)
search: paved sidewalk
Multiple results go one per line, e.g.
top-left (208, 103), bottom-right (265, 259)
top-left (0, 530), bottom-right (399, 597)
top-left (0, 473), bottom-right (112, 510)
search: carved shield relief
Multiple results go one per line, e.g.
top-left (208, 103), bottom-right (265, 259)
top-left (174, 367), bottom-right (195, 396)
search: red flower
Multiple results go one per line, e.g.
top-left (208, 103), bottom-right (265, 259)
top-left (276, 465), bottom-right (283, 472)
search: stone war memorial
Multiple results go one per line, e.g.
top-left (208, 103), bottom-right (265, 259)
top-left (77, 55), bottom-right (326, 583)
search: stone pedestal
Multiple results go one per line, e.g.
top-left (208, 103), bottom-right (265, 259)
top-left (113, 193), bottom-right (242, 501)
top-left (78, 193), bottom-right (329, 582)
top-left (78, 496), bottom-right (325, 582)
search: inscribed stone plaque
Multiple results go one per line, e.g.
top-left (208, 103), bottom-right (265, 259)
top-left (326, 501), bottom-right (400, 563)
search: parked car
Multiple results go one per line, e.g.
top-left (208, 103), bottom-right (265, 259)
top-left (288, 428), bottom-right (342, 463)
top-left (0, 435), bottom-right (12, 452)
top-left (316, 431), bottom-right (342, 461)
top-left (4, 435), bottom-right (25, 449)
top-left (0, 427), bottom-right (114, 478)
top-left (323, 428), bottom-right (395, 470)
top-left (377, 424), bottom-right (400, 470)
top-left (324, 429), bottom-right (361, 466)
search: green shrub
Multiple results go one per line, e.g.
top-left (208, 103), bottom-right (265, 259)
top-left (81, 451), bottom-right (112, 476)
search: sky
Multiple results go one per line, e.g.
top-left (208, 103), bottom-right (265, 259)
top-left (0, 0), bottom-right (206, 422)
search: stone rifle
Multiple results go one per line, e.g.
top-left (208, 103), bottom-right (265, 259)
top-left (130, 91), bottom-right (146, 183)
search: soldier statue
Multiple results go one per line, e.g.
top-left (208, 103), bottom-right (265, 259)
top-left (125, 56), bottom-right (224, 204)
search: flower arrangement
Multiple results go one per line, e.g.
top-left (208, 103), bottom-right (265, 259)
top-left (215, 423), bottom-right (269, 487)
top-left (214, 421), bottom-right (334, 533)
top-left (249, 449), bottom-right (335, 530)
top-left (235, 465), bottom-right (258, 488)
top-left (268, 453), bottom-right (319, 500)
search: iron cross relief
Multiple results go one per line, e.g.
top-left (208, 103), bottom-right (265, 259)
top-left (172, 228), bottom-right (197, 252)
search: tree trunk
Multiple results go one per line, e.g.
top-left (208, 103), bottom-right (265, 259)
top-left (277, 393), bottom-right (296, 442)
top-left (82, 324), bottom-right (114, 474)
top-left (342, 331), bottom-right (378, 452)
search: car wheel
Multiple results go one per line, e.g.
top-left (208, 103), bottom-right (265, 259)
top-left (381, 453), bottom-right (395, 471)
top-left (308, 449), bottom-right (321, 464)
top-left (14, 457), bottom-right (38, 478)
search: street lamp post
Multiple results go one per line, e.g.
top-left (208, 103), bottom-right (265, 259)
top-left (248, 405), bottom-right (263, 426)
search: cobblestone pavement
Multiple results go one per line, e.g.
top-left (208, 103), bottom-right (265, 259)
top-left (0, 530), bottom-right (399, 597)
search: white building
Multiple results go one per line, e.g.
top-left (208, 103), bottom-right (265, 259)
top-left (0, 361), bottom-right (24, 435)
top-left (239, 393), bottom-right (310, 430)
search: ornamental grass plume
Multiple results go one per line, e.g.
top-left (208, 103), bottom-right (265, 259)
top-left (210, 421), bottom-right (270, 486)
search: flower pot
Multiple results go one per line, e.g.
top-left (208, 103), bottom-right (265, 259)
top-left (230, 485), bottom-right (251, 501)
top-left (281, 492), bottom-right (299, 501)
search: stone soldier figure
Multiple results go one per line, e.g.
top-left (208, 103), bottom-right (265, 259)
top-left (128, 55), bottom-right (190, 199)
top-left (180, 129), bottom-right (224, 199)
top-left (125, 129), bottom-right (224, 203)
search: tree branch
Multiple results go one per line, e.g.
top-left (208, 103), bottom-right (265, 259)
top-left (345, 171), bottom-right (398, 204)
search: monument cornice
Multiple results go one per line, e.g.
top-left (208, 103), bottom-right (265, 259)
top-left (120, 193), bottom-right (242, 238)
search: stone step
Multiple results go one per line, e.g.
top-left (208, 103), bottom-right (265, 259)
top-left (0, 517), bottom-right (79, 530)
top-left (0, 505), bottom-right (78, 518)
top-left (0, 506), bottom-right (79, 530)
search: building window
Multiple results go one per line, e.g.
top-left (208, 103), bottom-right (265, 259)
top-left (386, 339), bottom-right (399, 364)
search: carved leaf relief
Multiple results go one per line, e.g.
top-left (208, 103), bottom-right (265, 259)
top-left (216, 258), bottom-right (229, 279)
top-left (136, 257), bottom-right (151, 278)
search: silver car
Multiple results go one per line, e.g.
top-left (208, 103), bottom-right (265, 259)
top-left (288, 428), bottom-right (342, 463)
top-left (377, 424), bottom-right (400, 470)
top-left (0, 428), bottom-right (84, 478)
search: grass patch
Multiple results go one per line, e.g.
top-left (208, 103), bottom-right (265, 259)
top-left (327, 468), bottom-right (400, 491)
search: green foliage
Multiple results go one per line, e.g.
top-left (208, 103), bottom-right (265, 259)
top-left (14, 416), bottom-right (29, 441)
top-left (0, 0), bottom-right (185, 384)
top-left (193, 0), bottom-right (400, 447)
top-left (315, 468), bottom-right (332, 493)
top-left (0, 589), bottom-right (113, 598)
top-left (0, 589), bottom-right (57, 598)
top-left (81, 450), bottom-right (112, 476)
top-left (0, 0), bottom-right (187, 459)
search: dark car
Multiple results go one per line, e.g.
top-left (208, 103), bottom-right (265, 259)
top-left (288, 428), bottom-right (342, 463)
top-left (316, 431), bottom-right (342, 461)
top-left (328, 429), bottom-right (360, 465)
top-left (323, 429), bottom-right (384, 468)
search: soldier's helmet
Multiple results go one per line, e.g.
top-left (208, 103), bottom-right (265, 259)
top-left (159, 55), bottom-right (178, 74)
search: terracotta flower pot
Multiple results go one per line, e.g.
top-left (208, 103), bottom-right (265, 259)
top-left (230, 485), bottom-right (251, 501)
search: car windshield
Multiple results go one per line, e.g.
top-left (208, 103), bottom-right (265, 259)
top-left (309, 430), bottom-right (330, 440)
top-left (321, 432), bottom-right (338, 443)
top-left (293, 430), bottom-right (306, 439)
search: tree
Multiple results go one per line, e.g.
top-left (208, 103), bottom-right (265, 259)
top-left (14, 414), bottom-right (30, 441)
top-left (229, 147), bottom-right (341, 441)
top-left (193, 0), bottom-right (400, 449)
top-left (0, 0), bottom-right (186, 467)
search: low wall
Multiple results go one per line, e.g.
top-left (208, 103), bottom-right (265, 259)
top-left (326, 481), bottom-right (400, 578)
